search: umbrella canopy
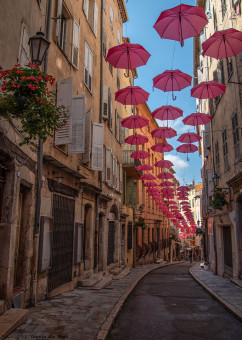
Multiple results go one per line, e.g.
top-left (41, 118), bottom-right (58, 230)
top-left (202, 28), bottom-right (242, 60)
top-left (121, 115), bottom-right (149, 129)
top-left (144, 181), bottom-right (158, 187)
top-left (155, 159), bottom-right (174, 168)
top-left (151, 142), bottom-right (174, 153)
top-left (177, 132), bottom-right (202, 143)
top-left (153, 70), bottom-right (192, 100)
top-left (152, 105), bottom-right (183, 121)
top-left (151, 127), bottom-right (177, 139)
top-left (115, 86), bottom-right (150, 105)
top-left (130, 150), bottom-right (150, 159)
top-left (106, 42), bottom-right (151, 70)
top-left (157, 172), bottom-right (174, 179)
top-left (125, 133), bottom-right (148, 145)
top-left (178, 186), bottom-right (189, 191)
top-left (154, 4), bottom-right (208, 45)
top-left (183, 113), bottom-right (212, 126)
top-left (176, 144), bottom-right (198, 157)
top-left (159, 181), bottom-right (174, 187)
top-left (140, 174), bottom-right (156, 181)
top-left (136, 164), bottom-right (153, 171)
top-left (191, 81), bottom-right (226, 99)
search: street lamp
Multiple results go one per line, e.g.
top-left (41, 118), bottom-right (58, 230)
top-left (139, 204), bottom-right (145, 214)
top-left (29, 31), bottom-right (50, 66)
top-left (212, 173), bottom-right (220, 187)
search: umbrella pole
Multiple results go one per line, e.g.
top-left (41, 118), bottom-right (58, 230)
top-left (172, 92), bottom-right (177, 100)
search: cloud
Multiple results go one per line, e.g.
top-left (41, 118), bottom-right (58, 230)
top-left (164, 154), bottom-right (189, 172)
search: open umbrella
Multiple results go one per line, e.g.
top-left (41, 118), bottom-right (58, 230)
top-left (121, 115), bottom-right (149, 129)
top-left (115, 86), bottom-right (150, 105)
top-left (178, 186), bottom-right (189, 191)
top-left (151, 127), bottom-right (177, 139)
top-left (157, 172), bottom-right (174, 179)
top-left (159, 181), bottom-right (174, 187)
top-left (183, 113), bottom-right (212, 126)
top-left (106, 43), bottom-right (151, 75)
top-left (154, 4), bottom-right (208, 46)
top-left (152, 105), bottom-right (183, 121)
top-left (153, 70), bottom-right (192, 100)
top-left (151, 142), bottom-right (174, 153)
top-left (202, 28), bottom-right (242, 60)
top-left (136, 164), bottom-right (153, 171)
top-left (125, 133), bottom-right (148, 145)
top-left (155, 159), bottom-right (174, 168)
top-left (177, 132), bottom-right (202, 143)
top-left (140, 174), bottom-right (156, 181)
top-left (191, 81), bottom-right (226, 99)
top-left (131, 150), bottom-right (150, 159)
top-left (144, 181), bottom-right (158, 187)
top-left (176, 143), bottom-right (198, 160)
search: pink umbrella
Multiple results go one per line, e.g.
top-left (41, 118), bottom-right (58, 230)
top-left (202, 28), bottom-right (242, 60)
top-left (115, 86), bottom-right (150, 105)
top-left (106, 43), bottom-right (151, 73)
top-left (157, 172), bottom-right (174, 179)
top-left (152, 105), bottom-right (183, 121)
top-left (125, 133), bottom-right (148, 145)
top-left (191, 81), bottom-right (226, 99)
top-left (121, 115), bottom-right (149, 129)
top-left (162, 187), bottom-right (175, 194)
top-left (153, 70), bottom-right (192, 100)
top-left (159, 181), bottom-right (174, 187)
top-left (178, 186), bottom-right (189, 191)
top-left (146, 187), bottom-right (159, 192)
top-left (140, 174), bottom-right (156, 181)
top-left (155, 159), bottom-right (174, 168)
top-left (144, 181), bottom-right (158, 187)
top-left (136, 164), bottom-right (153, 171)
top-left (151, 127), bottom-right (177, 139)
top-left (166, 200), bottom-right (177, 205)
top-left (176, 144), bottom-right (198, 160)
top-left (183, 113), bottom-right (212, 126)
top-left (131, 150), bottom-right (150, 159)
top-left (177, 132), bottom-right (202, 143)
top-left (154, 4), bottom-right (208, 46)
top-left (151, 142), bottom-right (174, 153)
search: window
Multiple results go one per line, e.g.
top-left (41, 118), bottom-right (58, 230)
top-left (109, 44), bottom-right (113, 74)
top-left (117, 29), bottom-right (121, 45)
top-left (232, 110), bottom-right (240, 161)
top-left (106, 147), bottom-right (112, 183)
top-left (215, 140), bottom-right (220, 174)
top-left (84, 42), bottom-right (93, 92)
top-left (18, 22), bottom-right (31, 66)
top-left (115, 109), bottom-right (118, 139)
top-left (117, 68), bottom-right (120, 89)
top-left (221, 0), bottom-right (226, 19)
top-left (213, 7), bottom-right (218, 31)
top-left (227, 57), bottom-right (233, 79)
top-left (127, 222), bottom-right (132, 250)
top-left (102, 29), bottom-right (107, 58)
top-left (83, 0), bottom-right (98, 37)
top-left (222, 128), bottom-right (229, 171)
top-left (110, 6), bottom-right (114, 24)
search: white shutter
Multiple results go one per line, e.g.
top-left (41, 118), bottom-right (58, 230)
top-left (91, 123), bottom-right (104, 171)
top-left (68, 95), bottom-right (86, 154)
top-left (83, 0), bottom-right (89, 18)
top-left (115, 158), bottom-right (118, 189)
top-left (72, 20), bottom-right (80, 68)
top-left (18, 23), bottom-right (30, 66)
top-left (119, 164), bottom-right (122, 193)
top-left (83, 109), bottom-right (92, 163)
top-left (102, 84), bottom-right (109, 119)
top-left (117, 29), bottom-right (121, 45)
top-left (88, 48), bottom-right (93, 92)
top-left (84, 42), bottom-right (89, 86)
top-left (94, 1), bottom-right (98, 37)
top-left (112, 156), bottom-right (115, 187)
top-left (55, 78), bottom-right (73, 145)
top-left (106, 147), bottom-right (112, 183)
top-left (56, 0), bottom-right (62, 45)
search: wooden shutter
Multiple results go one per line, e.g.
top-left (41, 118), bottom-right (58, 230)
top-left (102, 29), bottom-right (107, 57)
top-left (68, 95), bottom-right (85, 154)
top-left (109, 91), bottom-right (113, 130)
top-left (102, 84), bottom-right (109, 119)
top-left (119, 118), bottom-right (125, 144)
top-left (56, 0), bottom-right (62, 45)
top-left (127, 177), bottom-right (133, 206)
top-left (117, 29), bottom-right (121, 45)
top-left (207, 169), bottom-right (213, 203)
top-left (72, 20), bottom-right (80, 68)
top-left (55, 78), bottom-right (73, 145)
top-left (83, 109), bottom-right (91, 163)
top-left (106, 148), bottom-right (112, 183)
top-left (115, 109), bottom-right (118, 138)
top-left (91, 123), bottom-right (104, 171)
top-left (83, 0), bottom-right (89, 18)
top-left (88, 46), bottom-right (93, 92)
top-left (119, 164), bottom-right (122, 193)
top-left (112, 157), bottom-right (116, 187)
top-left (84, 42), bottom-right (89, 87)
top-left (115, 158), bottom-right (118, 189)
top-left (94, 1), bottom-right (98, 37)
top-left (18, 23), bottom-right (30, 66)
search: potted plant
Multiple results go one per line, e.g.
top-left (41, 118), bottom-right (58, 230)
top-left (0, 62), bottom-right (66, 145)
top-left (209, 187), bottom-right (228, 210)
top-left (134, 217), bottom-right (147, 230)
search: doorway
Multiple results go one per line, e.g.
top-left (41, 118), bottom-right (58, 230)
top-left (223, 226), bottom-right (233, 277)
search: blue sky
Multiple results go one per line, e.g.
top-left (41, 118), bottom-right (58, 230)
top-left (124, 0), bottom-right (202, 185)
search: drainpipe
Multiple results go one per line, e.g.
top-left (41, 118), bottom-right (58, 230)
top-left (32, 0), bottom-right (52, 305)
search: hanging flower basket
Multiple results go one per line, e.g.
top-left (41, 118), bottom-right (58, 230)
top-left (134, 217), bottom-right (147, 229)
top-left (209, 187), bottom-right (228, 210)
top-left (0, 62), bottom-right (67, 145)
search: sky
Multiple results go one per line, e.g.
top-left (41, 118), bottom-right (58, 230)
top-left (124, 0), bottom-right (202, 186)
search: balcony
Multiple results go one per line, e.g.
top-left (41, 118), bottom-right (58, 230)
top-left (122, 150), bottom-right (142, 178)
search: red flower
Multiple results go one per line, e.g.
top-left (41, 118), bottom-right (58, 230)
top-left (2, 85), bottom-right (7, 91)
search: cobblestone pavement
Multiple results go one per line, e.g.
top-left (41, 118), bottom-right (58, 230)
top-left (7, 262), bottom-right (173, 340)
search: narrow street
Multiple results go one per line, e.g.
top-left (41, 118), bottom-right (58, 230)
top-left (108, 263), bottom-right (242, 340)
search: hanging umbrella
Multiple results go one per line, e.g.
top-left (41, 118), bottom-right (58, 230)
top-left (153, 70), bottom-right (192, 100)
top-left (177, 186), bottom-right (189, 191)
top-left (146, 187), bottom-right (159, 192)
top-left (162, 187), bottom-right (175, 194)
top-left (115, 86), bottom-right (150, 105)
top-left (121, 115), bottom-right (149, 129)
top-left (176, 143), bottom-right (198, 161)
top-left (106, 43), bottom-right (151, 74)
top-left (140, 174), bottom-right (156, 181)
top-left (144, 181), bottom-right (158, 187)
top-left (191, 81), bottom-right (226, 99)
top-left (125, 133), bottom-right (148, 145)
top-left (136, 164), bottom-right (153, 171)
top-left (131, 150), bottom-right (150, 159)
top-left (151, 142), bottom-right (174, 153)
top-left (183, 113), bottom-right (212, 126)
top-left (152, 105), bottom-right (183, 121)
top-left (151, 127), bottom-right (177, 139)
top-left (159, 181), bottom-right (174, 187)
top-left (202, 28), bottom-right (242, 60)
top-left (152, 197), bottom-right (163, 201)
top-left (177, 132), bottom-right (202, 143)
top-left (155, 159), bottom-right (174, 168)
top-left (166, 200), bottom-right (177, 205)
top-left (157, 172), bottom-right (174, 179)
top-left (154, 4), bottom-right (208, 46)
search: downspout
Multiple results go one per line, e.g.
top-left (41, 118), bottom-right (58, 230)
top-left (32, 0), bottom-right (52, 305)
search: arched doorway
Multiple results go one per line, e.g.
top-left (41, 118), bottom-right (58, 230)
top-left (107, 204), bottom-right (119, 266)
top-left (84, 204), bottom-right (92, 271)
top-left (235, 194), bottom-right (242, 278)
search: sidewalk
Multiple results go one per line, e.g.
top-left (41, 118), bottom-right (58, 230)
top-left (1, 261), bottom-right (177, 340)
top-left (190, 263), bottom-right (242, 322)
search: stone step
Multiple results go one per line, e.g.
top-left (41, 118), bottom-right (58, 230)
top-left (109, 267), bottom-right (122, 276)
top-left (79, 270), bottom-right (94, 281)
top-left (121, 264), bottom-right (126, 270)
top-left (91, 276), bottom-right (113, 290)
top-left (0, 308), bottom-right (28, 340)
top-left (113, 268), bottom-right (130, 280)
top-left (79, 274), bottom-right (102, 287)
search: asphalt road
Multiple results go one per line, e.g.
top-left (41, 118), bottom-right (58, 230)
top-left (108, 263), bottom-right (242, 340)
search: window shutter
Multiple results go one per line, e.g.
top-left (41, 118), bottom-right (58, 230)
top-left (108, 90), bottom-right (113, 130)
top-left (207, 169), bottom-right (213, 202)
top-left (88, 47), bottom-right (93, 92)
top-left (84, 42), bottom-right (89, 87)
top-left (112, 157), bottom-right (116, 188)
top-left (55, 78), bottom-right (73, 145)
top-left (72, 20), bottom-right (80, 68)
top-left (115, 109), bottom-right (118, 138)
top-left (83, 0), bottom-right (89, 19)
top-left (94, 1), bottom-right (98, 37)
top-left (119, 118), bottom-right (125, 144)
top-left (18, 23), bottom-right (30, 66)
top-left (68, 95), bottom-right (85, 154)
top-left (232, 110), bottom-right (240, 160)
top-left (119, 164), bottom-right (122, 193)
top-left (127, 177), bottom-right (133, 206)
top-left (91, 123), bottom-right (104, 171)
top-left (102, 84), bottom-right (109, 119)
top-left (56, 0), bottom-right (62, 45)
top-left (83, 109), bottom-right (91, 163)
top-left (106, 148), bottom-right (112, 183)
top-left (102, 29), bottom-right (107, 57)
top-left (117, 29), bottom-right (121, 45)
top-left (115, 158), bottom-right (118, 189)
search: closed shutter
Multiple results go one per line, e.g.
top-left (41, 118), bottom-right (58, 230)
top-left (88, 46), bottom-right (93, 92)
top-left (112, 157), bottom-right (116, 188)
top-left (102, 84), bottom-right (109, 119)
top-left (109, 90), bottom-right (113, 130)
top-left (132, 181), bottom-right (137, 207)
top-left (115, 158), bottom-right (118, 189)
top-left (106, 148), bottom-right (112, 183)
top-left (55, 78), bottom-right (73, 145)
top-left (117, 29), bottom-right (121, 45)
top-left (207, 169), bottom-right (213, 200)
top-left (91, 123), bottom-right (104, 171)
top-left (68, 95), bottom-right (85, 154)
top-left (56, 0), bottom-right (62, 45)
top-left (119, 118), bottom-right (125, 144)
top-left (84, 43), bottom-right (93, 92)
top-left (84, 43), bottom-right (89, 87)
top-left (102, 29), bottom-right (107, 57)
top-left (83, 109), bottom-right (91, 163)
top-left (232, 110), bottom-right (240, 160)
top-left (94, 1), bottom-right (98, 37)
top-left (115, 109), bottom-right (118, 138)
top-left (83, 0), bottom-right (89, 19)
top-left (72, 20), bottom-right (80, 68)
top-left (18, 23), bottom-right (30, 66)
top-left (119, 164), bottom-right (122, 193)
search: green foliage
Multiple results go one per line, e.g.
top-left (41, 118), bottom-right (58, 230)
top-left (134, 217), bottom-right (147, 230)
top-left (209, 187), bottom-right (228, 210)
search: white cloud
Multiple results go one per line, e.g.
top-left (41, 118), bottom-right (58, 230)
top-left (164, 154), bottom-right (189, 172)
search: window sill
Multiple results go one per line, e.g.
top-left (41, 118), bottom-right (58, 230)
top-left (56, 44), bottom-right (78, 70)
top-left (54, 144), bottom-right (68, 156)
